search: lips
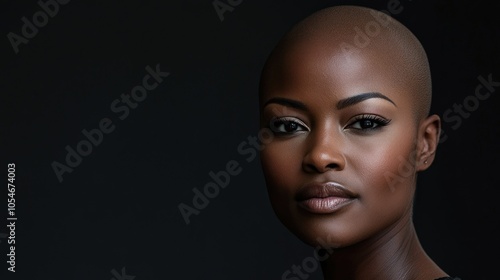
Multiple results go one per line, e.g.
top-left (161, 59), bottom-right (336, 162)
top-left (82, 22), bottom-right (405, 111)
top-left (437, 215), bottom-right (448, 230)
top-left (296, 182), bottom-right (358, 214)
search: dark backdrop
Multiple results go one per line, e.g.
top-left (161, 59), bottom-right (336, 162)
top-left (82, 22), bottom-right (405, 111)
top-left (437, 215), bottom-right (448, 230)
top-left (1, 0), bottom-right (499, 279)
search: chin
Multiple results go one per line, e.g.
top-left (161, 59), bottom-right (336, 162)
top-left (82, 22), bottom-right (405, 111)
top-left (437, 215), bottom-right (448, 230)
top-left (277, 210), bottom-right (368, 249)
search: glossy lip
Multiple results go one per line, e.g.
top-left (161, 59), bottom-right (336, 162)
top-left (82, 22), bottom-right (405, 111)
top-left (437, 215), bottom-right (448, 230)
top-left (296, 182), bottom-right (358, 214)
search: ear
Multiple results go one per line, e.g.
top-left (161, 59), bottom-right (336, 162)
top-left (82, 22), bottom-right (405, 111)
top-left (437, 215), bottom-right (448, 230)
top-left (416, 114), bottom-right (441, 172)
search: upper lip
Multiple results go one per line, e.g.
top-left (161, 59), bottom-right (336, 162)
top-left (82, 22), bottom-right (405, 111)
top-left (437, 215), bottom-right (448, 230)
top-left (295, 182), bottom-right (358, 201)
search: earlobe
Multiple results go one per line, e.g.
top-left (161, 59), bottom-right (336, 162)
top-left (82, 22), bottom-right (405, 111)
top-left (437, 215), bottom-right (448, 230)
top-left (416, 114), bottom-right (441, 172)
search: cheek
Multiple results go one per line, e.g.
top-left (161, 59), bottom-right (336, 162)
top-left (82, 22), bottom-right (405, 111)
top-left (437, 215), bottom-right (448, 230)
top-left (260, 140), bottom-right (303, 216)
top-left (260, 138), bottom-right (304, 183)
top-left (349, 126), bottom-right (418, 222)
top-left (261, 143), bottom-right (295, 183)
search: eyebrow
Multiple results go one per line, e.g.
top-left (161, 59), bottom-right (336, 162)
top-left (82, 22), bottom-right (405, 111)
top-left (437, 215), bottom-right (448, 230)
top-left (263, 92), bottom-right (396, 111)
top-left (337, 92), bottom-right (396, 109)
top-left (263, 97), bottom-right (308, 111)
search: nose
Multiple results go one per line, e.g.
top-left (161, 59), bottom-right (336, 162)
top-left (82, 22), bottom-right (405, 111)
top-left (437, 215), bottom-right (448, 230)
top-left (302, 129), bottom-right (346, 173)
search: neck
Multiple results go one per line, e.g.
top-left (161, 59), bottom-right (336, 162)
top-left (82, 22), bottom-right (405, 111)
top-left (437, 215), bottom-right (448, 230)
top-left (320, 215), bottom-right (447, 280)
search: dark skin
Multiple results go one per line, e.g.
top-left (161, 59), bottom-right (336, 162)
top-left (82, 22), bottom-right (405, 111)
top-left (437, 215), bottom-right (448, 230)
top-left (259, 6), bottom-right (447, 280)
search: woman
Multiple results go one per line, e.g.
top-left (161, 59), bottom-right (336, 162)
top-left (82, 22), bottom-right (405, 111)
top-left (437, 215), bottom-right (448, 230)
top-left (258, 5), bottom-right (460, 280)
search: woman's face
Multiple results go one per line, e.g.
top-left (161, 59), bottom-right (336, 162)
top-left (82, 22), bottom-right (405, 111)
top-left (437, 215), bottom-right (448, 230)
top-left (259, 39), bottom-right (421, 248)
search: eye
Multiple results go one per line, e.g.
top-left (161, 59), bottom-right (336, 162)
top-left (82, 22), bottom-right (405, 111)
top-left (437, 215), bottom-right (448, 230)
top-left (269, 117), bottom-right (309, 135)
top-left (346, 114), bottom-right (391, 130)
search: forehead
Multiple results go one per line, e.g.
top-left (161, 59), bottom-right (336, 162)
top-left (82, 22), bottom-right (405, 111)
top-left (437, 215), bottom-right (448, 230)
top-left (260, 34), bottom-right (415, 112)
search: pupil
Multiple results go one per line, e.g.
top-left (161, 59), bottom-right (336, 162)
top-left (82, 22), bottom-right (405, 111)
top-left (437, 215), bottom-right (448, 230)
top-left (361, 120), bottom-right (373, 128)
top-left (285, 121), bottom-right (297, 132)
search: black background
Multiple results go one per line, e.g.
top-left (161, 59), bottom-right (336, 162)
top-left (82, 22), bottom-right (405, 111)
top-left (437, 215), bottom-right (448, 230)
top-left (1, 0), bottom-right (499, 279)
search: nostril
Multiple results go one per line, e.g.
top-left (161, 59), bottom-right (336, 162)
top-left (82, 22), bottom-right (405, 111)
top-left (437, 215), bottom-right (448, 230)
top-left (304, 162), bottom-right (340, 173)
top-left (302, 141), bottom-right (346, 173)
top-left (304, 163), bottom-right (319, 173)
top-left (325, 163), bottom-right (339, 170)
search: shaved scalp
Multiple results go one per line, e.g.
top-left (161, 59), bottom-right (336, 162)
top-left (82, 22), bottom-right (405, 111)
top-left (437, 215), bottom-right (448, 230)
top-left (259, 5), bottom-right (432, 122)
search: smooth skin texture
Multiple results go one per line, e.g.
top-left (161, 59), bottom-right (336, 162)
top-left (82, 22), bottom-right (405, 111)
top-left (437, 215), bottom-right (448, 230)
top-left (259, 6), bottom-right (447, 280)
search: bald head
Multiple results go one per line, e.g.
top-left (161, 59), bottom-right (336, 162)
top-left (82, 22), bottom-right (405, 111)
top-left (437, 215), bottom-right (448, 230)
top-left (260, 5), bottom-right (432, 122)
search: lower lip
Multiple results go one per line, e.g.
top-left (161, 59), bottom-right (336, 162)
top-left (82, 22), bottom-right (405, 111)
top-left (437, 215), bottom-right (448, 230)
top-left (298, 197), bottom-right (355, 214)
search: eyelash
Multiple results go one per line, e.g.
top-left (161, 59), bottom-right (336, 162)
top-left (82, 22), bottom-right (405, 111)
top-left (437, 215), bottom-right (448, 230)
top-left (268, 114), bottom-right (391, 135)
top-left (269, 117), bottom-right (309, 135)
top-left (346, 114), bottom-right (391, 131)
